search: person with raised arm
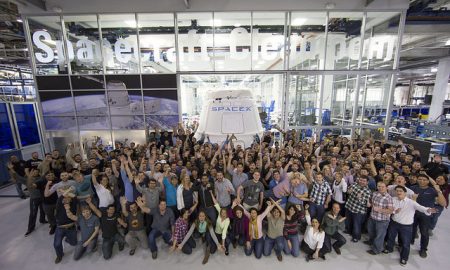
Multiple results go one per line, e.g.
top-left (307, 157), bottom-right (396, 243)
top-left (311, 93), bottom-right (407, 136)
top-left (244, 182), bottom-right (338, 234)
top-left (120, 196), bottom-right (149, 255)
top-left (263, 198), bottom-right (286, 262)
top-left (242, 200), bottom-right (273, 259)
top-left (301, 204), bottom-right (326, 261)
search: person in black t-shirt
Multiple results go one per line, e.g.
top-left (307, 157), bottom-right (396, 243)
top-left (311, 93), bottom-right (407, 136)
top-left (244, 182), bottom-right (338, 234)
top-left (7, 155), bottom-right (28, 199)
top-left (25, 152), bottom-right (42, 176)
top-left (424, 154), bottom-right (449, 179)
top-left (53, 194), bottom-right (78, 264)
top-left (88, 201), bottom-right (126, 259)
top-left (36, 172), bottom-right (58, 235)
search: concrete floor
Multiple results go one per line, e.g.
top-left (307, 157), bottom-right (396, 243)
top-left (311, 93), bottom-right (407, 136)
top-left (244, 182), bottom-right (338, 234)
top-left (0, 184), bottom-right (448, 270)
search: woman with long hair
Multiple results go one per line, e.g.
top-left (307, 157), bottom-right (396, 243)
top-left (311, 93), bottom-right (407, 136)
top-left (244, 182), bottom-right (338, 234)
top-left (174, 210), bottom-right (223, 264)
top-left (301, 204), bottom-right (326, 261)
top-left (283, 204), bottom-right (301, 257)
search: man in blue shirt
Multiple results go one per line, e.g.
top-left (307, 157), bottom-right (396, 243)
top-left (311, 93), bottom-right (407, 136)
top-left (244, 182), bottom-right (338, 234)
top-left (410, 174), bottom-right (446, 258)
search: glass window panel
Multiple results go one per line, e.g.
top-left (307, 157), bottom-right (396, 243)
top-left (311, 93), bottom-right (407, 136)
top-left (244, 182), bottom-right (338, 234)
top-left (325, 12), bottom-right (364, 70)
top-left (142, 90), bottom-right (178, 115)
top-left (138, 13), bottom-right (176, 73)
top-left (289, 12), bottom-right (327, 70)
top-left (287, 75), bottom-right (321, 126)
top-left (323, 74), bottom-right (359, 126)
top-left (43, 116), bottom-right (77, 130)
top-left (0, 103), bottom-right (15, 149)
top-left (113, 130), bottom-right (146, 145)
top-left (213, 12), bottom-right (252, 71)
top-left (13, 104), bottom-right (40, 146)
top-left (180, 74), bottom-right (283, 129)
top-left (111, 115), bottom-right (144, 129)
top-left (77, 115), bottom-right (110, 130)
top-left (359, 74), bottom-right (392, 125)
top-left (177, 13), bottom-right (214, 71)
top-left (73, 90), bottom-right (108, 116)
top-left (80, 130), bottom-right (113, 150)
top-left (252, 12), bottom-right (285, 71)
top-left (64, 15), bottom-right (103, 74)
top-left (108, 89), bottom-right (143, 115)
top-left (39, 91), bottom-right (75, 116)
top-left (99, 14), bottom-right (140, 74)
top-left (45, 131), bottom-right (79, 152)
top-left (145, 115), bottom-right (179, 130)
top-left (28, 16), bottom-right (66, 75)
top-left (362, 12), bottom-right (400, 70)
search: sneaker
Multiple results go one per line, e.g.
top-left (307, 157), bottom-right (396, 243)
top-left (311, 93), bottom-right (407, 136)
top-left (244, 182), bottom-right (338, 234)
top-left (305, 255), bottom-right (311, 262)
top-left (382, 249), bottom-right (392, 254)
top-left (54, 256), bottom-right (62, 264)
top-left (400, 259), bottom-right (407, 266)
top-left (351, 238), bottom-right (359, 243)
top-left (152, 251), bottom-right (157, 259)
top-left (118, 243), bottom-right (125, 251)
top-left (319, 254), bottom-right (326, 260)
top-left (49, 226), bottom-right (56, 235)
top-left (232, 241), bottom-right (237, 249)
top-left (20, 195), bottom-right (27, 199)
top-left (363, 240), bottom-right (372, 245)
top-left (129, 249), bottom-right (136, 256)
top-left (367, 250), bottom-right (377, 255)
top-left (225, 250), bottom-right (229, 256)
top-left (333, 246), bottom-right (341, 255)
top-left (428, 230), bottom-right (433, 237)
top-left (277, 254), bottom-right (283, 261)
top-left (419, 250), bottom-right (427, 258)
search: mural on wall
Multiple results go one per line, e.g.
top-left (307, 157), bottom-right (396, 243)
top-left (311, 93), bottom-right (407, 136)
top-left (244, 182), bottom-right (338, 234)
top-left (38, 75), bottom-right (179, 130)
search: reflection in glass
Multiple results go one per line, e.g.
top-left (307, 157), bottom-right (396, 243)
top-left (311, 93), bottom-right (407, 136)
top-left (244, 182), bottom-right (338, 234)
top-left (28, 16), bottom-right (66, 75)
top-left (326, 12), bottom-right (363, 70)
top-left (359, 75), bottom-right (392, 125)
top-left (213, 12), bottom-right (252, 71)
top-left (288, 75), bottom-right (321, 126)
top-left (362, 12), bottom-right (400, 70)
top-left (177, 13), bottom-right (214, 71)
top-left (289, 12), bottom-right (327, 70)
top-left (0, 103), bottom-right (15, 149)
top-left (99, 14), bottom-right (140, 74)
top-left (43, 116), bottom-right (78, 130)
top-left (64, 15), bottom-right (103, 74)
top-left (138, 13), bottom-right (176, 73)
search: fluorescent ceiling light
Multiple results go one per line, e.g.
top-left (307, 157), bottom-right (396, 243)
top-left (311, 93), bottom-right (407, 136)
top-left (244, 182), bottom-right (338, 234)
top-left (292, 18), bottom-right (307, 26)
top-left (446, 39), bottom-right (450, 46)
top-left (431, 67), bottom-right (438, 72)
top-left (212, 19), bottom-right (222, 26)
top-left (234, 23), bottom-right (241, 27)
top-left (16, 18), bottom-right (23, 23)
top-left (125, 20), bottom-right (138, 27)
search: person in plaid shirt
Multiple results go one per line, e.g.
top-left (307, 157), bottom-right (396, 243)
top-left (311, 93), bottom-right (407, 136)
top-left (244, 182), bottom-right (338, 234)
top-left (345, 175), bottom-right (372, 242)
top-left (170, 209), bottom-right (193, 254)
top-left (366, 181), bottom-right (394, 255)
top-left (308, 172), bottom-right (332, 222)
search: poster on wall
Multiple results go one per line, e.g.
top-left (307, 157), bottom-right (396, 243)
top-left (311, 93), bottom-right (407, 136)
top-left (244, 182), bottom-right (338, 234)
top-left (73, 91), bottom-right (108, 116)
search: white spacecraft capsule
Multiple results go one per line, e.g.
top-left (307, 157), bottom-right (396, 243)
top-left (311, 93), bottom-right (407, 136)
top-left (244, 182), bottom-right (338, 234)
top-left (194, 89), bottom-right (264, 148)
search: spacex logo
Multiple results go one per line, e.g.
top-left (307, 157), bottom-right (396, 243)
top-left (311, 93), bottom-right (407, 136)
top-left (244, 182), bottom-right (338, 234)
top-left (211, 106), bottom-right (251, 112)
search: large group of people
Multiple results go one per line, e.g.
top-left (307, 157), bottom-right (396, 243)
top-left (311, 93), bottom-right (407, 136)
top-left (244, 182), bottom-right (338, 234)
top-left (6, 123), bottom-right (450, 266)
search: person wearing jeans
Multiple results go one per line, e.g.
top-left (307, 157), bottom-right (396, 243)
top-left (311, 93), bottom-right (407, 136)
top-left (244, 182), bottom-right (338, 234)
top-left (344, 176), bottom-right (372, 242)
top-left (321, 203), bottom-right (346, 255)
top-left (384, 185), bottom-right (436, 266)
top-left (301, 205), bottom-right (326, 261)
top-left (65, 198), bottom-right (100, 261)
top-left (308, 172), bottom-right (332, 222)
top-left (242, 201), bottom-right (272, 259)
top-left (25, 169), bottom-right (47, 236)
top-left (52, 194), bottom-right (78, 264)
top-left (283, 205), bottom-right (301, 257)
top-left (121, 196), bottom-right (149, 256)
top-left (147, 200), bottom-right (175, 259)
top-left (7, 156), bottom-right (28, 199)
top-left (366, 182), bottom-right (394, 255)
top-left (263, 199), bottom-right (285, 261)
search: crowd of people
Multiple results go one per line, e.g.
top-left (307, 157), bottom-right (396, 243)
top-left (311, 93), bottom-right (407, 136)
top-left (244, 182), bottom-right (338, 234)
top-left (6, 123), bottom-right (450, 266)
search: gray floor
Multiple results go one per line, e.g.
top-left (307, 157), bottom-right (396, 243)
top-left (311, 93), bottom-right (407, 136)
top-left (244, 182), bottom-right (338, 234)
top-left (0, 184), bottom-right (448, 270)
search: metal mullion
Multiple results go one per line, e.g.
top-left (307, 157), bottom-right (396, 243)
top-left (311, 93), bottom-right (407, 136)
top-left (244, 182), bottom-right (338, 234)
top-left (61, 16), bottom-right (82, 155)
top-left (23, 16), bottom-right (49, 152)
top-left (316, 11), bottom-right (329, 135)
top-left (284, 11), bottom-right (290, 70)
top-left (135, 13), bottom-right (146, 133)
top-left (174, 12), bottom-right (180, 72)
top-left (212, 12), bottom-right (216, 72)
top-left (250, 12), bottom-right (254, 71)
top-left (359, 75), bottom-right (369, 123)
top-left (384, 11), bottom-right (407, 138)
top-left (350, 12), bottom-right (367, 136)
top-left (97, 14), bottom-right (113, 147)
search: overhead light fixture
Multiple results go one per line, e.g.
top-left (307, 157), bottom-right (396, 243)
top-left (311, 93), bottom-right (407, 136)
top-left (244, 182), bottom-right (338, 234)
top-left (212, 19), bottom-right (222, 27)
top-left (16, 18), bottom-right (23, 23)
top-left (325, 2), bottom-right (336, 9)
top-left (431, 67), bottom-right (438, 72)
top-left (234, 23), bottom-right (241, 27)
top-left (292, 18), bottom-right (307, 26)
top-left (446, 39), bottom-right (450, 46)
top-left (125, 20), bottom-right (137, 27)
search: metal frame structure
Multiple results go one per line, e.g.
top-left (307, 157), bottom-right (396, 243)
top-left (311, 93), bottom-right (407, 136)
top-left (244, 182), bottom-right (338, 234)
top-left (22, 10), bottom-right (407, 151)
